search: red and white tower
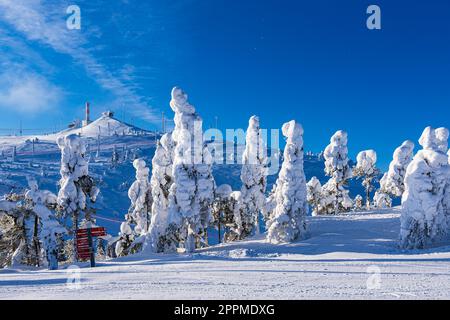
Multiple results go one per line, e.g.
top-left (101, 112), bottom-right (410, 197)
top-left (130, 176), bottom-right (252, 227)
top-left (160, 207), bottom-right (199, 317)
top-left (82, 102), bottom-right (91, 127)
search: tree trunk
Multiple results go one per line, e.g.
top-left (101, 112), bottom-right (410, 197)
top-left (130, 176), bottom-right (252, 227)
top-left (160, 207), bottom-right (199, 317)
top-left (72, 211), bottom-right (79, 262)
top-left (254, 213), bottom-right (260, 235)
top-left (33, 215), bottom-right (40, 267)
top-left (366, 187), bottom-right (370, 210)
top-left (204, 228), bottom-right (209, 246)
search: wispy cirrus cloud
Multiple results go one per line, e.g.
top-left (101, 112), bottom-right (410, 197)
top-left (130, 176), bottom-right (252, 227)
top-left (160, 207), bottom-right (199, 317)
top-left (0, 0), bottom-right (159, 123)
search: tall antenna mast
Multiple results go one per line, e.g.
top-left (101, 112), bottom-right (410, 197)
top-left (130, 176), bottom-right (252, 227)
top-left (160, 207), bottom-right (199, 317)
top-left (82, 102), bottom-right (91, 127)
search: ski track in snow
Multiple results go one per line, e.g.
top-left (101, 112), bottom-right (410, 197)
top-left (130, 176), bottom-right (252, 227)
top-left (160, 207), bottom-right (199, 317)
top-left (1, 208), bottom-right (449, 300)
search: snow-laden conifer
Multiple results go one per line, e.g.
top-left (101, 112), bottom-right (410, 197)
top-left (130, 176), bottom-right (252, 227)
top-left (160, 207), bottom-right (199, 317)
top-left (167, 87), bottom-right (206, 253)
top-left (211, 184), bottom-right (234, 243)
top-left (196, 145), bottom-right (215, 246)
top-left (306, 177), bottom-right (323, 216)
top-left (240, 116), bottom-right (268, 237)
top-left (223, 191), bottom-right (245, 242)
top-left (353, 150), bottom-right (379, 210)
top-left (147, 133), bottom-right (177, 253)
top-left (56, 134), bottom-right (99, 260)
top-left (0, 182), bottom-right (65, 269)
top-left (25, 180), bottom-right (66, 269)
top-left (373, 188), bottom-right (392, 209)
top-left (128, 159), bottom-right (152, 236)
top-left (354, 195), bottom-right (364, 211)
top-left (379, 140), bottom-right (415, 198)
top-left (115, 219), bottom-right (135, 257)
top-left (266, 120), bottom-right (308, 244)
top-left (400, 127), bottom-right (450, 249)
top-left (323, 130), bottom-right (353, 213)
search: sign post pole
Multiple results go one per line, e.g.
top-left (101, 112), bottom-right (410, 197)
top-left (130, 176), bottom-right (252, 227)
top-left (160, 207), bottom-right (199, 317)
top-left (87, 227), bottom-right (95, 268)
top-left (76, 226), bottom-right (105, 268)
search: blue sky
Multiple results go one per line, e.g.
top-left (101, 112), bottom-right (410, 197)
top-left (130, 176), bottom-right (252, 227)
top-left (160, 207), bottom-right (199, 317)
top-left (0, 0), bottom-right (449, 169)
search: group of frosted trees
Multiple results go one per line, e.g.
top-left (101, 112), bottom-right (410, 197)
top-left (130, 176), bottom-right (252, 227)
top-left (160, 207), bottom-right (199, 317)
top-left (116, 87), bottom-right (309, 255)
top-left (0, 134), bottom-right (100, 268)
top-left (306, 131), bottom-right (411, 215)
top-left (2, 87), bottom-right (449, 270)
top-left (305, 125), bottom-right (450, 249)
top-left (117, 103), bottom-right (450, 251)
top-left (306, 131), bottom-right (354, 215)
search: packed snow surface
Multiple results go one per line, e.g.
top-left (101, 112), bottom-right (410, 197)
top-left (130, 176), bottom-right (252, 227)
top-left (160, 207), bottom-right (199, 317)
top-left (1, 208), bottom-right (449, 300)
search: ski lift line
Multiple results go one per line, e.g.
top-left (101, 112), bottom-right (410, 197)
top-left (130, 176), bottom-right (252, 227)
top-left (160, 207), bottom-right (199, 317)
top-left (6, 140), bottom-right (157, 157)
top-left (92, 214), bottom-right (124, 224)
top-left (0, 128), bottom-right (62, 131)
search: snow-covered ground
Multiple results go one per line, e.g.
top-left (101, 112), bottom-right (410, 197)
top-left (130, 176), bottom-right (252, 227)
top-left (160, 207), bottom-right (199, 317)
top-left (1, 115), bottom-right (444, 299)
top-left (1, 208), bottom-right (449, 300)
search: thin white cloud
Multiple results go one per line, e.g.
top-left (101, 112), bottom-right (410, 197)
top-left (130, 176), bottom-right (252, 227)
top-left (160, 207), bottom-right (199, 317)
top-left (0, 0), bottom-right (159, 123)
top-left (0, 69), bottom-right (63, 114)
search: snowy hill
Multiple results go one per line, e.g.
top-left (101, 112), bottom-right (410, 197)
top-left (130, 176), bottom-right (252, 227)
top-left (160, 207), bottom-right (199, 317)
top-left (0, 112), bottom-right (155, 154)
top-left (1, 208), bottom-right (449, 299)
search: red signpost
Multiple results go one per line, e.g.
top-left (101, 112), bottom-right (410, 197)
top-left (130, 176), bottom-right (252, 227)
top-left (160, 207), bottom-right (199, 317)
top-left (76, 226), bottom-right (106, 267)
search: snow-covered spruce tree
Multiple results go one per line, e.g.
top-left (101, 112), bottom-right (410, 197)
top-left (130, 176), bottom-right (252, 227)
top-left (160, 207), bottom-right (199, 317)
top-left (379, 140), bottom-right (415, 199)
top-left (146, 133), bottom-right (177, 253)
top-left (373, 187), bottom-right (392, 209)
top-left (0, 194), bottom-right (30, 267)
top-left (266, 120), bottom-right (308, 244)
top-left (353, 150), bottom-right (379, 210)
top-left (195, 145), bottom-right (216, 247)
top-left (306, 177), bottom-right (323, 216)
top-left (115, 218), bottom-right (135, 257)
top-left (223, 191), bottom-right (245, 243)
top-left (240, 115), bottom-right (268, 238)
top-left (166, 87), bottom-right (209, 253)
top-left (323, 130), bottom-right (353, 214)
top-left (24, 180), bottom-right (66, 269)
top-left (128, 159), bottom-right (152, 237)
top-left (0, 182), bottom-right (66, 269)
top-left (400, 127), bottom-right (450, 249)
top-left (211, 184), bottom-right (234, 243)
top-left (354, 195), bottom-right (364, 211)
top-left (56, 134), bottom-right (99, 259)
top-left (313, 181), bottom-right (338, 215)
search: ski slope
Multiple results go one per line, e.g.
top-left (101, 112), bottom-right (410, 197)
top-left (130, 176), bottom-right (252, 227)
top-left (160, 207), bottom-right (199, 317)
top-left (1, 208), bottom-right (449, 300)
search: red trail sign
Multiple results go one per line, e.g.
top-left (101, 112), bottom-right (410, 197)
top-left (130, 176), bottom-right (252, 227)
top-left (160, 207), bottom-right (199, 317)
top-left (75, 226), bottom-right (106, 267)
